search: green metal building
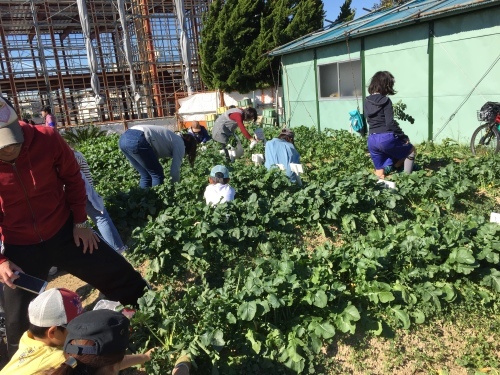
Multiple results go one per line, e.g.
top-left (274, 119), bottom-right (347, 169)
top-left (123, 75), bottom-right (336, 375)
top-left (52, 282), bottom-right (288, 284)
top-left (269, 0), bottom-right (500, 143)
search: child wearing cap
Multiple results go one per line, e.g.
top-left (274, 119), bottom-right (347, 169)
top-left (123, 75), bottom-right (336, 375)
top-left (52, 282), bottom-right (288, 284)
top-left (46, 309), bottom-right (168, 375)
top-left (204, 165), bottom-right (235, 206)
top-left (188, 121), bottom-right (211, 144)
top-left (0, 288), bottom-right (83, 375)
top-left (265, 128), bottom-right (301, 183)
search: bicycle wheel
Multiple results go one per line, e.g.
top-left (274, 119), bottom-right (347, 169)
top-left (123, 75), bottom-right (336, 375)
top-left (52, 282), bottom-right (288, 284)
top-left (470, 123), bottom-right (500, 156)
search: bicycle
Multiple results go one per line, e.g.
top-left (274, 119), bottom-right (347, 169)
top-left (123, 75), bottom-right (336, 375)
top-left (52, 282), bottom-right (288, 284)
top-left (470, 101), bottom-right (500, 156)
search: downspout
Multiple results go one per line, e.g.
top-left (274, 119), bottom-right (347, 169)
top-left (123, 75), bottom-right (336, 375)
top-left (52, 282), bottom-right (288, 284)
top-left (361, 37), bottom-right (365, 112)
top-left (428, 21), bottom-right (434, 141)
top-left (313, 48), bottom-right (320, 131)
top-left (361, 37), bottom-right (366, 136)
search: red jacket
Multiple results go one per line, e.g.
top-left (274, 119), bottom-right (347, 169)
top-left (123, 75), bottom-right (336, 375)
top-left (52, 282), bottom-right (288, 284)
top-left (0, 124), bottom-right (87, 253)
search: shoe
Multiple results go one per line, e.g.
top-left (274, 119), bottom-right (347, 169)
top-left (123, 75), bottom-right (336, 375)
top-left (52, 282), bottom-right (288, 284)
top-left (172, 354), bottom-right (191, 374)
top-left (48, 266), bottom-right (58, 276)
top-left (383, 165), bottom-right (396, 175)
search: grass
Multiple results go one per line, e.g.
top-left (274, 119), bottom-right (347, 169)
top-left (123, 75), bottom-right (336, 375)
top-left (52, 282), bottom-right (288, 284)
top-left (312, 304), bottom-right (500, 374)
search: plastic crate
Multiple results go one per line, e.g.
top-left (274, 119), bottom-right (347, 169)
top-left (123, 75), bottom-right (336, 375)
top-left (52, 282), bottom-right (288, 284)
top-left (261, 117), bottom-right (277, 126)
top-left (205, 113), bottom-right (217, 121)
top-left (238, 98), bottom-right (252, 107)
top-left (206, 120), bottom-right (215, 130)
top-left (216, 106), bottom-right (229, 115)
top-left (262, 108), bottom-right (277, 118)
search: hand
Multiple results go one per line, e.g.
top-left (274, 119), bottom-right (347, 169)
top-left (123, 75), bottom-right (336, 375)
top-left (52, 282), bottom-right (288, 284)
top-left (0, 260), bottom-right (24, 288)
top-left (73, 227), bottom-right (100, 254)
top-left (145, 347), bottom-right (157, 360)
top-left (250, 140), bottom-right (258, 149)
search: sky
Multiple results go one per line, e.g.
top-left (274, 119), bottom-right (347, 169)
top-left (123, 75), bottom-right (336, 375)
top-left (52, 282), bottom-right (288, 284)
top-left (323, 0), bottom-right (377, 23)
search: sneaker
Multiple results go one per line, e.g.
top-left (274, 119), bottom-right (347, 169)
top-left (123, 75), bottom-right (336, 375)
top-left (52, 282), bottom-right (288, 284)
top-left (383, 165), bottom-right (396, 175)
top-left (48, 266), bottom-right (58, 276)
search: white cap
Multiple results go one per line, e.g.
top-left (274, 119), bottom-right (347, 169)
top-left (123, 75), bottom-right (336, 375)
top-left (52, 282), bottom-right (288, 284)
top-left (29, 288), bottom-right (83, 327)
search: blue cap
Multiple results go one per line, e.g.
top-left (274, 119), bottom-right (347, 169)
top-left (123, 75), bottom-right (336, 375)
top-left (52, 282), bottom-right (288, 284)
top-left (210, 165), bottom-right (229, 178)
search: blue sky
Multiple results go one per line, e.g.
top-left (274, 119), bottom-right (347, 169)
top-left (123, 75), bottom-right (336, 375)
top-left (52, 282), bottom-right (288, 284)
top-left (323, 0), bottom-right (377, 23)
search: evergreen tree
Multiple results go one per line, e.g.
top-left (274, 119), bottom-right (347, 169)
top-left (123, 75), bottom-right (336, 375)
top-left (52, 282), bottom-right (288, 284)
top-left (336, 0), bottom-right (356, 22)
top-left (372, 0), bottom-right (411, 10)
top-left (199, 0), bottom-right (324, 92)
top-left (199, 0), bottom-right (223, 90)
top-left (284, 0), bottom-right (324, 41)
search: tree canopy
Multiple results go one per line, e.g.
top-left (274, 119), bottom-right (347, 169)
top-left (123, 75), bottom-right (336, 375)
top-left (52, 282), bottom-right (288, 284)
top-left (336, 0), bottom-right (356, 22)
top-left (199, 0), bottom-right (324, 93)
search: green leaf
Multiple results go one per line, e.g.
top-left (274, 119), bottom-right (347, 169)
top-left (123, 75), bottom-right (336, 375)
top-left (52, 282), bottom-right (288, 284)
top-left (379, 292), bottom-right (395, 303)
top-left (245, 329), bottom-right (261, 354)
top-left (342, 304), bottom-right (361, 321)
top-left (238, 301), bottom-right (257, 321)
top-left (455, 248), bottom-right (475, 264)
top-left (211, 329), bottom-right (225, 349)
top-left (226, 312), bottom-right (237, 324)
top-left (390, 306), bottom-right (410, 329)
top-left (308, 320), bottom-right (336, 339)
top-left (412, 309), bottom-right (426, 324)
top-left (312, 290), bottom-right (328, 308)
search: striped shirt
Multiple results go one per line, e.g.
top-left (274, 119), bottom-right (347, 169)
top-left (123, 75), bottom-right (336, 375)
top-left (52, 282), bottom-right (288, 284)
top-left (73, 150), bottom-right (94, 187)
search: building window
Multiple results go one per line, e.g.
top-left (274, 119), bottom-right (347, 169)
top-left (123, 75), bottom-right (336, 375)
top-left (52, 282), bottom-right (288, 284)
top-left (319, 60), bottom-right (362, 99)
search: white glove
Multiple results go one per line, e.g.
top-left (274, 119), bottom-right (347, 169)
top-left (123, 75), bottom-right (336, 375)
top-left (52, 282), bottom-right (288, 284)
top-left (250, 140), bottom-right (258, 149)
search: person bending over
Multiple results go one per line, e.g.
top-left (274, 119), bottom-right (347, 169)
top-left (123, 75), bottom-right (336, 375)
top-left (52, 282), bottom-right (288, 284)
top-left (119, 125), bottom-right (197, 188)
top-left (212, 107), bottom-right (258, 161)
top-left (265, 128), bottom-right (301, 183)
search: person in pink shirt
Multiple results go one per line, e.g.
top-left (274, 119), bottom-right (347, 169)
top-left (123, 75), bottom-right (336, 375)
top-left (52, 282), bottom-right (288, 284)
top-left (41, 106), bottom-right (57, 130)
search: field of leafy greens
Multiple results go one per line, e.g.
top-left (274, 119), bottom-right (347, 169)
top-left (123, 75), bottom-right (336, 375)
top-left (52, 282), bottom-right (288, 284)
top-left (78, 126), bottom-right (500, 374)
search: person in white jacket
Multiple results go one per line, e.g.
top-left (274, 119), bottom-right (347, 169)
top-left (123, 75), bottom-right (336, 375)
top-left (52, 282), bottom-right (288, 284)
top-left (204, 165), bottom-right (235, 206)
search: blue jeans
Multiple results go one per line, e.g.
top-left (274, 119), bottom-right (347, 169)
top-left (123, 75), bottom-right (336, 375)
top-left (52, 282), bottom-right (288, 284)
top-left (119, 129), bottom-right (164, 188)
top-left (86, 200), bottom-right (124, 251)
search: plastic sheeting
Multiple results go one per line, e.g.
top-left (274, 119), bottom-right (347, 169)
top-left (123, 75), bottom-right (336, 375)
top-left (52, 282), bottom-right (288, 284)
top-left (174, 0), bottom-right (194, 96)
top-left (77, 0), bottom-right (104, 105)
top-left (117, 0), bottom-right (141, 102)
top-left (178, 89), bottom-right (282, 121)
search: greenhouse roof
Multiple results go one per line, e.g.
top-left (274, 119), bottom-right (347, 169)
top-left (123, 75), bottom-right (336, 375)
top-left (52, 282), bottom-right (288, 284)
top-left (269, 0), bottom-right (500, 56)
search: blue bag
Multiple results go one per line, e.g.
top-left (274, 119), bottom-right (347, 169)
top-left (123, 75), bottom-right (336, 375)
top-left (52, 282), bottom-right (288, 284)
top-left (349, 109), bottom-right (364, 133)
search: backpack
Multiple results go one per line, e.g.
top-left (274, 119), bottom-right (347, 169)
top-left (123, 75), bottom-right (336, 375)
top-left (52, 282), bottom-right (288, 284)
top-left (349, 109), bottom-right (364, 133)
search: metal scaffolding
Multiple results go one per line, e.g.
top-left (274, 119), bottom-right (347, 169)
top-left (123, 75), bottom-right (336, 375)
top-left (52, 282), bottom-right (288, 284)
top-left (0, 0), bottom-right (208, 126)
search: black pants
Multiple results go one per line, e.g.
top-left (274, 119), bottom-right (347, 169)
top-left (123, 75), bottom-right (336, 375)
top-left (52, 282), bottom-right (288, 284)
top-left (3, 219), bottom-right (148, 357)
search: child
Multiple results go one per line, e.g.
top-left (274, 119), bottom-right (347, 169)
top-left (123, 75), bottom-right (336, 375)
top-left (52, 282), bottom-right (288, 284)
top-left (364, 71), bottom-right (416, 179)
top-left (0, 288), bottom-right (83, 375)
top-left (46, 309), bottom-right (156, 375)
top-left (204, 165), bottom-right (235, 206)
top-left (188, 121), bottom-right (211, 144)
